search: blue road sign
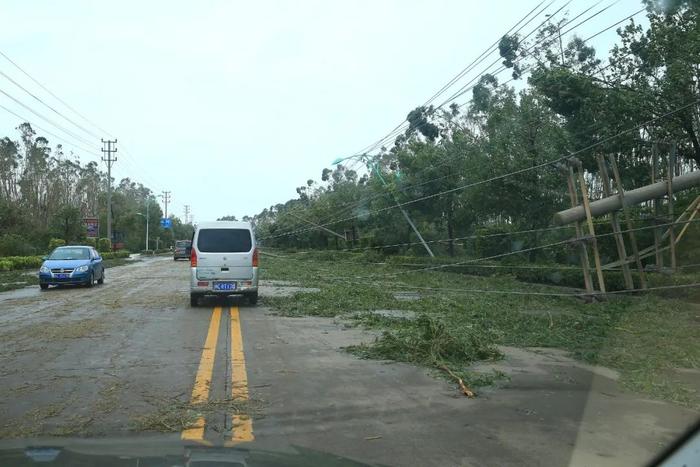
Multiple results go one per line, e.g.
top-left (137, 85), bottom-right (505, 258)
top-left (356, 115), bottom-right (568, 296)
top-left (161, 218), bottom-right (172, 229)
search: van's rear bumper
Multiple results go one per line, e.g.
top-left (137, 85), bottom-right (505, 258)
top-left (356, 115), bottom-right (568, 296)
top-left (189, 267), bottom-right (258, 295)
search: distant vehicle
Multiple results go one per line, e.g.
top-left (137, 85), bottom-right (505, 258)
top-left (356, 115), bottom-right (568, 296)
top-left (38, 246), bottom-right (105, 290)
top-left (173, 239), bottom-right (192, 260)
top-left (189, 221), bottom-right (258, 306)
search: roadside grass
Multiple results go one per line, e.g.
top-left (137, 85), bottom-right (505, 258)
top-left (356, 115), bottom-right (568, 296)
top-left (0, 270), bottom-right (38, 292)
top-left (259, 251), bottom-right (700, 407)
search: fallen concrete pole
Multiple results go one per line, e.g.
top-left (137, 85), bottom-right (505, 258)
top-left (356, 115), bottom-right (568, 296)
top-left (554, 170), bottom-right (700, 225)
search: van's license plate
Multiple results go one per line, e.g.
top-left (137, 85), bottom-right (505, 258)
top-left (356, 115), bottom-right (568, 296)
top-left (213, 281), bottom-right (236, 291)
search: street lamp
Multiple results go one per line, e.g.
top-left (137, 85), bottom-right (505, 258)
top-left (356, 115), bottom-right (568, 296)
top-left (136, 201), bottom-right (150, 251)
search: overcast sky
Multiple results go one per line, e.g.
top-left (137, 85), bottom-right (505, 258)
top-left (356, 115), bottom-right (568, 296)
top-left (0, 0), bottom-right (645, 222)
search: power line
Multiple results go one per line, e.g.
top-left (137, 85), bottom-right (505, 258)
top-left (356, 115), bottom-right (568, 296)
top-left (423, 0), bottom-right (557, 107)
top-left (0, 103), bottom-right (101, 158)
top-left (0, 86), bottom-right (98, 148)
top-left (359, 0), bottom-right (557, 154)
top-left (360, 217), bottom-right (700, 279)
top-left (261, 99), bottom-right (700, 241)
top-left (268, 4), bottom-right (644, 239)
top-left (360, 0), bottom-right (592, 156)
top-left (363, 1), bottom-right (627, 156)
top-left (351, 281), bottom-right (700, 298)
top-left (0, 68), bottom-right (100, 139)
top-left (0, 48), bottom-right (114, 138)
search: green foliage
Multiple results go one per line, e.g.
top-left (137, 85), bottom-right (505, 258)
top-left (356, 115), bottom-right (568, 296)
top-left (47, 238), bottom-right (66, 252)
top-left (0, 255), bottom-right (43, 270)
top-left (0, 270), bottom-right (39, 291)
top-left (0, 123), bottom-right (188, 255)
top-left (350, 313), bottom-right (503, 366)
top-left (98, 238), bottom-right (111, 253)
top-left (0, 234), bottom-right (36, 256)
top-left (49, 205), bottom-right (83, 242)
top-left (252, 6), bottom-right (700, 300)
top-left (101, 251), bottom-right (130, 260)
top-left (262, 252), bottom-right (700, 406)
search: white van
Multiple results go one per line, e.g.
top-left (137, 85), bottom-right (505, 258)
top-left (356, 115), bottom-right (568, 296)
top-left (189, 221), bottom-right (259, 306)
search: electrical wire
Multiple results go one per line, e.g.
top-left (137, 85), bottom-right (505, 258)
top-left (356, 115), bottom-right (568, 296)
top-left (260, 99), bottom-right (700, 241)
top-left (0, 48), bottom-right (114, 138)
top-left (0, 69), bottom-right (101, 139)
top-left (0, 103), bottom-right (102, 159)
top-left (296, 4), bottom-right (645, 232)
top-left (0, 86), bottom-right (98, 148)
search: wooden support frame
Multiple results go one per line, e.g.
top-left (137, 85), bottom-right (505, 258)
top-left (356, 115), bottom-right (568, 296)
top-left (667, 142), bottom-right (677, 271)
top-left (565, 166), bottom-right (594, 294)
top-left (596, 155), bottom-right (634, 289)
top-left (601, 194), bottom-right (700, 270)
top-left (676, 195), bottom-right (700, 242)
top-left (574, 160), bottom-right (606, 293)
top-left (607, 155), bottom-right (647, 289)
top-left (652, 143), bottom-right (663, 269)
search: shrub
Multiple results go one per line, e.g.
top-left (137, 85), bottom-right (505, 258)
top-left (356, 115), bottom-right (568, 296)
top-left (48, 238), bottom-right (66, 252)
top-left (101, 251), bottom-right (130, 260)
top-left (98, 238), bottom-right (111, 253)
top-left (82, 237), bottom-right (97, 248)
top-left (0, 233), bottom-right (36, 257)
top-left (0, 256), bottom-right (43, 270)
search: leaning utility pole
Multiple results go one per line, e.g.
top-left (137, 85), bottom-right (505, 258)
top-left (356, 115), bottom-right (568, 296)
top-left (331, 155), bottom-right (434, 257)
top-left (183, 204), bottom-right (191, 224)
top-left (101, 139), bottom-right (117, 243)
top-left (161, 191), bottom-right (171, 218)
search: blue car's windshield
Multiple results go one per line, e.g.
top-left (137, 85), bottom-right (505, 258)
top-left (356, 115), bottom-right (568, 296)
top-left (48, 248), bottom-right (90, 260)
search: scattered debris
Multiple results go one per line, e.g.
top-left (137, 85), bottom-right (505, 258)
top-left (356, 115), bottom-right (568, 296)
top-left (392, 291), bottom-right (421, 301)
top-left (439, 364), bottom-right (475, 398)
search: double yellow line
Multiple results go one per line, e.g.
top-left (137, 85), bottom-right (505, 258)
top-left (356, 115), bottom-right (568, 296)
top-left (181, 306), bottom-right (254, 444)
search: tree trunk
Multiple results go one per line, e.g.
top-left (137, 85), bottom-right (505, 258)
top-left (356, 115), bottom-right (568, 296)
top-left (683, 120), bottom-right (700, 166)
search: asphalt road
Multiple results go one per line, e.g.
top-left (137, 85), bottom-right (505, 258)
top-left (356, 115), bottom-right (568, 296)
top-left (0, 257), bottom-right (697, 466)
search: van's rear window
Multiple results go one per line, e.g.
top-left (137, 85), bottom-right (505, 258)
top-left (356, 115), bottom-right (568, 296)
top-left (197, 229), bottom-right (252, 253)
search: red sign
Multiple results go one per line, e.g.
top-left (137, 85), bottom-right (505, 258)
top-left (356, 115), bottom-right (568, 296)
top-left (84, 217), bottom-right (99, 238)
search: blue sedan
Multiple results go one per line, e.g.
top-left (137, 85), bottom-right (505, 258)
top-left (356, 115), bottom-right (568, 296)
top-left (38, 246), bottom-right (105, 290)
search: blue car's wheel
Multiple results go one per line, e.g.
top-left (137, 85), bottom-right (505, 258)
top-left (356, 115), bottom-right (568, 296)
top-left (40, 284), bottom-right (48, 290)
top-left (85, 272), bottom-right (94, 288)
top-left (97, 270), bottom-right (104, 285)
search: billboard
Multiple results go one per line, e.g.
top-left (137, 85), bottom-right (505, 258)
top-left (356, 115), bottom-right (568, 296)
top-left (84, 217), bottom-right (99, 238)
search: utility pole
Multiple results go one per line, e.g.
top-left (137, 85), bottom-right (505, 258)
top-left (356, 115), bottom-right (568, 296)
top-left (137, 200), bottom-right (150, 251)
top-left (184, 204), bottom-right (191, 224)
top-left (101, 139), bottom-right (117, 244)
top-left (161, 191), bottom-right (171, 218)
top-left (145, 200), bottom-right (150, 251)
top-left (332, 155), bottom-right (434, 257)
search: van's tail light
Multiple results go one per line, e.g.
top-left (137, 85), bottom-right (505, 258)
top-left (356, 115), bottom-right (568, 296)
top-left (252, 248), bottom-right (259, 267)
top-left (191, 248), bottom-right (197, 267)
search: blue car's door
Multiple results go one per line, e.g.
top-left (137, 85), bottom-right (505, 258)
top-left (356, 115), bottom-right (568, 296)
top-left (91, 248), bottom-right (103, 279)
